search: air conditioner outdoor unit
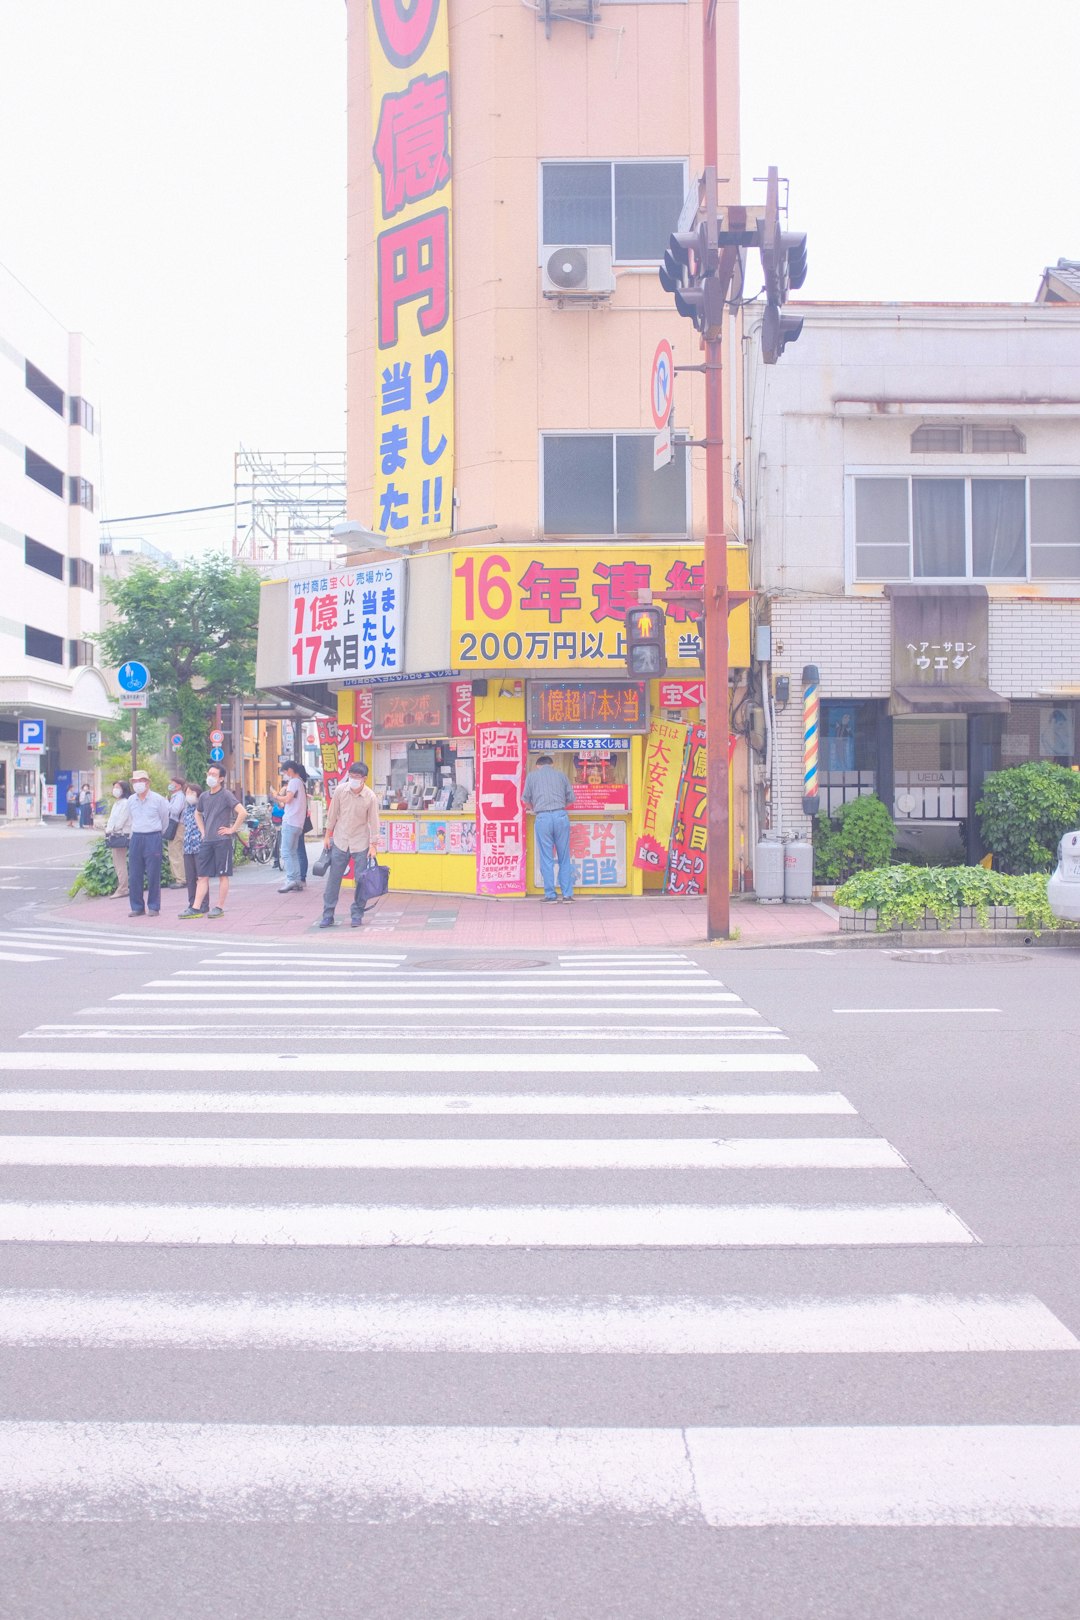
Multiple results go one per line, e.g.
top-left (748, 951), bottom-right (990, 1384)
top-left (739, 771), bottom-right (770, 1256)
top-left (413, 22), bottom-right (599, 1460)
top-left (541, 243), bottom-right (615, 299)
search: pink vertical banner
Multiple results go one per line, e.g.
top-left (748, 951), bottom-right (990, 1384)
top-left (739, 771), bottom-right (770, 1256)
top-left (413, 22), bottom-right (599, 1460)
top-left (450, 679), bottom-right (474, 737)
top-left (475, 721), bottom-right (526, 895)
top-left (355, 688), bottom-right (374, 742)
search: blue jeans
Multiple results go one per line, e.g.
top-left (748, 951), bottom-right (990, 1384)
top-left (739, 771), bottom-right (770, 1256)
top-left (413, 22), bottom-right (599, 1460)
top-left (535, 809), bottom-right (573, 899)
top-left (281, 822), bottom-right (303, 885)
top-left (128, 831), bottom-right (163, 914)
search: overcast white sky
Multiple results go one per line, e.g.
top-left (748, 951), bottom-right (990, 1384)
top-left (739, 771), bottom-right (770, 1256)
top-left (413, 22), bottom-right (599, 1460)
top-left (1, 0), bottom-right (1078, 557)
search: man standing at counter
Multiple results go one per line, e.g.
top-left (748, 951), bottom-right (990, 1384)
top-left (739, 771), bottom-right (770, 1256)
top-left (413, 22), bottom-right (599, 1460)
top-left (319, 761), bottom-right (381, 929)
top-left (523, 754), bottom-right (575, 904)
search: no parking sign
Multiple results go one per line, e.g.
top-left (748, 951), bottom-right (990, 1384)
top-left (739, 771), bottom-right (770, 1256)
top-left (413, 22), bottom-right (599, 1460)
top-left (650, 339), bottom-right (674, 470)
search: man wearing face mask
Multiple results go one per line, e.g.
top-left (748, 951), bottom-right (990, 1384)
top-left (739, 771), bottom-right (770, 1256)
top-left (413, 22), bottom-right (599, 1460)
top-left (126, 769), bottom-right (171, 917)
top-left (319, 761), bottom-right (380, 929)
top-left (182, 764), bottom-right (247, 920)
top-left (164, 775), bottom-right (187, 889)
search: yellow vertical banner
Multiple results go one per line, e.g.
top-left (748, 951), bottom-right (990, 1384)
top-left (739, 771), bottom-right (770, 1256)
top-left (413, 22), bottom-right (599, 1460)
top-left (632, 718), bottom-right (688, 874)
top-left (368, 0), bottom-right (454, 543)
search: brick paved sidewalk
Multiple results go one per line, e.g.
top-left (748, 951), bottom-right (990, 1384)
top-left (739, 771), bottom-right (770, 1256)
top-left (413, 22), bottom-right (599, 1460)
top-left (58, 860), bottom-right (838, 949)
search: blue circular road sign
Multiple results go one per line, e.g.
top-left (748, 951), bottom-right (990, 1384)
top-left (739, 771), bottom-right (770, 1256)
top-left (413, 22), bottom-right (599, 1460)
top-left (117, 660), bottom-right (150, 693)
top-left (209, 746), bottom-right (225, 763)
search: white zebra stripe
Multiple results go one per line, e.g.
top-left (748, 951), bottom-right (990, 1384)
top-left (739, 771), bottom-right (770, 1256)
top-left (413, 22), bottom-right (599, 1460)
top-left (0, 1090), bottom-right (854, 1115)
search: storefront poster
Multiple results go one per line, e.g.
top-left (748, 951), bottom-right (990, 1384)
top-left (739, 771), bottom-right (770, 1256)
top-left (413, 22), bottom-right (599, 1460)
top-left (369, 0), bottom-right (454, 542)
top-left (316, 719), bottom-right (355, 797)
top-left (418, 820), bottom-right (448, 852)
top-left (450, 679), bottom-right (474, 737)
top-left (475, 721), bottom-right (527, 894)
top-left (633, 718), bottom-right (688, 872)
top-left (532, 819), bottom-right (627, 890)
top-left (450, 547), bottom-right (750, 671)
top-left (387, 820), bottom-right (417, 853)
top-left (665, 721), bottom-right (708, 894)
top-left (658, 679), bottom-right (705, 709)
top-left (289, 562), bottom-right (404, 681)
top-left (447, 819), bottom-right (475, 854)
top-left (1040, 706), bottom-right (1074, 759)
top-left (823, 704), bottom-right (856, 773)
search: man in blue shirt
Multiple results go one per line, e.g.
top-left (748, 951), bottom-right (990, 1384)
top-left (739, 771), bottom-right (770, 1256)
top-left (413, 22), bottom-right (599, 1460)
top-left (126, 769), bottom-right (170, 916)
top-left (522, 754), bottom-right (575, 903)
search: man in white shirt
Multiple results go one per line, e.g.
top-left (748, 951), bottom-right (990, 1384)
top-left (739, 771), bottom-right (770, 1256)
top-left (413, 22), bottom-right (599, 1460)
top-left (126, 769), bottom-right (171, 917)
top-left (165, 776), bottom-right (186, 889)
top-left (269, 761), bottom-right (308, 894)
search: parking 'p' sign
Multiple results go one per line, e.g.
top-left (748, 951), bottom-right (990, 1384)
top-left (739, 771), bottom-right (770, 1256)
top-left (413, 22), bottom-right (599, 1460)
top-left (18, 719), bottom-right (45, 754)
top-left (649, 338), bottom-right (674, 431)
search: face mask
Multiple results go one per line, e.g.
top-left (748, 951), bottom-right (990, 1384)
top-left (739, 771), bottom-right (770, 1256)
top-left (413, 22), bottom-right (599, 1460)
top-left (112, 786), bottom-right (123, 799)
top-left (169, 785), bottom-right (180, 796)
top-left (185, 791), bottom-right (198, 805)
top-left (134, 782), bottom-right (148, 796)
top-left (349, 779), bottom-right (364, 792)
top-left (206, 775), bottom-right (219, 788)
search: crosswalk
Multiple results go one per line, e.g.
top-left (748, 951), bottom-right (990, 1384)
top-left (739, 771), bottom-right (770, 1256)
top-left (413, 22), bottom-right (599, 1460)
top-left (0, 923), bottom-right (207, 964)
top-left (0, 946), bottom-right (1077, 1539)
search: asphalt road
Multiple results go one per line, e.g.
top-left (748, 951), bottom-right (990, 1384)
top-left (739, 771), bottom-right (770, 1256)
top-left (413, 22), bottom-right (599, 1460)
top-left (0, 824), bottom-right (1077, 1618)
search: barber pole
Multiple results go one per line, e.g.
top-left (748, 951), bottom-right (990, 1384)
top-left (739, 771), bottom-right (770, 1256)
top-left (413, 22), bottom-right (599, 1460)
top-left (802, 664), bottom-right (820, 816)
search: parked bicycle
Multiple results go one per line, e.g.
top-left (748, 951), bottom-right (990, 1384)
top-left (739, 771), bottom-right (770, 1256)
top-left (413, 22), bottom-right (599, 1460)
top-left (237, 811), bottom-right (276, 866)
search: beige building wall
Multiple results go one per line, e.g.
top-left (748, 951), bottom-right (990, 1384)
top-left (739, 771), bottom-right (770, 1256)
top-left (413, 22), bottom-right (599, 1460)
top-left (347, 0), bottom-right (741, 546)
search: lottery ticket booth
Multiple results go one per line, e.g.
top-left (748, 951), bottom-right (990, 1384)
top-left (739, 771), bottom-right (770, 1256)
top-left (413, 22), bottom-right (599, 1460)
top-left (257, 543), bottom-right (750, 897)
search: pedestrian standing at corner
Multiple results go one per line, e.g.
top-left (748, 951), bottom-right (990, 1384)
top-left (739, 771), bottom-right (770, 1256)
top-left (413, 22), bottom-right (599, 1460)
top-left (269, 761), bottom-right (308, 894)
top-left (165, 775), bottom-right (187, 889)
top-left (104, 780), bottom-right (132, 897)
top-left (126, 769), bottom-right (170, 917)
top-left (523, 754), bottom-right (576, 903)
top-left (65, 784), bottom-right (79, 827)
top-left (179, 781), bottom-right (208, 914)
top-left (78, 783), bottom-right (94, 829)
top-left (182, 764), bottom-right (246, 920)
top-left (319, 761), bottom-right (380, 929)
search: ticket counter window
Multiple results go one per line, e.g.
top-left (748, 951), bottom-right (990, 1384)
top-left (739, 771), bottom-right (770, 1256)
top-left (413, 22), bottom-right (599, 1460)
top-left (525, 745), bottom-right (630, 813)
top-left (374, 738), bottom-right (475, 813)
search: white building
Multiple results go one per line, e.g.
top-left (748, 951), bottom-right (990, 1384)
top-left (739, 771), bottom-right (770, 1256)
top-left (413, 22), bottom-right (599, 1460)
top-left (0, 260), bottom-right (109, 818)
top-left (744, 281), bottom-right (1080, 863)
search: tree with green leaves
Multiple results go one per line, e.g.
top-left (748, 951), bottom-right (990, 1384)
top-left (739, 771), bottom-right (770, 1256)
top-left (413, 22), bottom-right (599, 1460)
top-left (97, 554), bottom-right (260, 785)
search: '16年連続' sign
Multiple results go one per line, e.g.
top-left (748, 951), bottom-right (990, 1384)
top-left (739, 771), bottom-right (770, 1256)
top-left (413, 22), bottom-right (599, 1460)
top-left (369, 0), bottom-right (454, 543)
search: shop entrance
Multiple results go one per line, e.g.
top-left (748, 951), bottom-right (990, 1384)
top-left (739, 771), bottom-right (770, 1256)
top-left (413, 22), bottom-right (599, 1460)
top-left (893, 715), bottom-right (968, 857)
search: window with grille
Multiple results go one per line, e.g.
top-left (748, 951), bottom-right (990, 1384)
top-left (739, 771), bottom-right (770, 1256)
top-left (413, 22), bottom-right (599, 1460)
top-left (910, 424), bottom-right (1026, 453)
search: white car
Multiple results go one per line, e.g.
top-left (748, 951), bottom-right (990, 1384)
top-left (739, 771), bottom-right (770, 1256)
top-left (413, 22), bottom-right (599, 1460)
top-left (1047, 829), bottom-right (1080, 921)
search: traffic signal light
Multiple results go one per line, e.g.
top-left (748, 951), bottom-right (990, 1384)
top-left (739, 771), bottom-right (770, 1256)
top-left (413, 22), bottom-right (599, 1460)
top-left (625, 605), bottom-right (667, 677)
top-left (761, 302), bottom-right (805, 364)
top-left (659, 221), bottom-right (724, 338)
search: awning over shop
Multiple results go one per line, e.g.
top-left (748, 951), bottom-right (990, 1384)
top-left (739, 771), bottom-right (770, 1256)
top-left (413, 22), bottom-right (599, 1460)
top-left (889, 683), bottom-right (1010, 716)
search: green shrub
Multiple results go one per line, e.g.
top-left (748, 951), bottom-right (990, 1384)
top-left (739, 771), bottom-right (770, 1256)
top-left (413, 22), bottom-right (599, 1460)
top-left (70, 837), bottom-right (173, 899)
top-left (835, 863), bottom-right (1058, 932)
top-left (976, 761), bottom-right (1080, 874)
top-left (813, 793), bottom-right (896, 883)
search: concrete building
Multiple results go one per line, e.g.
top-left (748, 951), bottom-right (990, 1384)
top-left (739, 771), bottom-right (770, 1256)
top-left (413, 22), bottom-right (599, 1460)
top-left (745, 288), bottom-right (1080, 862)
top-left (260, 0), bottom-right (748, 896)
top-left (0, 260), bottom-right (108, 818)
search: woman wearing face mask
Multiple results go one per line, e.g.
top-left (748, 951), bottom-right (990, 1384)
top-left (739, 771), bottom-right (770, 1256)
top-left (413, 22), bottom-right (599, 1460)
top-left (104, 780), bottom-right (133, 897)
top-left (179, 782), bottom-right (208, 914)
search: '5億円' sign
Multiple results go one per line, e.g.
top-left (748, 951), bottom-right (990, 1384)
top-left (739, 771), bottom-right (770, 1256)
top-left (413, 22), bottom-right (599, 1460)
top-left (369, 0), bottom-right (454, 545)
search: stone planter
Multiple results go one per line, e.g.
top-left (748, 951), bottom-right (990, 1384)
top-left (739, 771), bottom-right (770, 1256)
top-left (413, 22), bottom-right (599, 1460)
top-left (839, 905), bottom-right (1026, 934)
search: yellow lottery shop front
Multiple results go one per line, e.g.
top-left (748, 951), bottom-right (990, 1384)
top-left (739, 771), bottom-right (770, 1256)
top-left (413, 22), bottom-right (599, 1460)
top-left (329, 543), bottom-right (749, 898)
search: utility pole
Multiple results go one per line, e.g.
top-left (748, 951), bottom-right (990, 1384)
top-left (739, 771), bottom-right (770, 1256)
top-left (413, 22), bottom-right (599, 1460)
top-left (701, 0), bottom-right (729, 940)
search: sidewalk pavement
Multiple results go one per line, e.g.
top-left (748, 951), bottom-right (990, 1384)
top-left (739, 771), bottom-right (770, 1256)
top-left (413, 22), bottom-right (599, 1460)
top-left (59, 860), bottom-right (839, 949)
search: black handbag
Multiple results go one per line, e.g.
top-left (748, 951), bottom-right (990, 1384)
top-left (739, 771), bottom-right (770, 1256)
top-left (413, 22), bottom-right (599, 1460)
top-left (105, 833), bottom-right (129, 849)
top-left (311, 846), bottom-right (332, 878)
top-left (166, 817), bottom-right (181, 842)
top-left (357, 854), bottom-right (390, 902)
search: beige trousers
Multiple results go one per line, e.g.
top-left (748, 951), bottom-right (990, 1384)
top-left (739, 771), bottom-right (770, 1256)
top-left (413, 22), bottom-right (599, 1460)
top-left (111, 846), bottom-right (129, 896)
top-left (166, 831), bottom-right (185, 884)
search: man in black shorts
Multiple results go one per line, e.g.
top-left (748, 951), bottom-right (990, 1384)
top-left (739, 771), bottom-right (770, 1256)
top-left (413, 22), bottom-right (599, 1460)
top-left (180, 764), bottom-right (247, 919)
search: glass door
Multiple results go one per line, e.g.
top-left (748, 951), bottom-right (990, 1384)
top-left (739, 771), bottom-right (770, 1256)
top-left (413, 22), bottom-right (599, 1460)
top-left (893, 716), bottom-right (968, 821)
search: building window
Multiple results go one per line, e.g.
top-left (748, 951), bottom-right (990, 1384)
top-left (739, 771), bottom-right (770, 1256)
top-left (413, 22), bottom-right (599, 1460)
top-left (25, 361), bottom-right (64, 416)
top-left (542, 433), bottom-right (688, 536)
top-left (25, 448), bottom-right (64, 498)
top-left (69, 557), bottom-right (95, 591)
top-left (69, 396), bottom-right (94, 433)
top-left (853, 476), bottom-right (1080, 582)
top-left (541, 160), bottom-right (686, 263)
top-left (910, 424), bottom-right (1026, 453)
top-left (24, 536), bottom-right (65, 581)
top-left (68, 638), bottom-right (95, 667)
top-left (69, 477), bottom-right (94, 512)
top-left (24, 625), bottom-right (64, 665)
